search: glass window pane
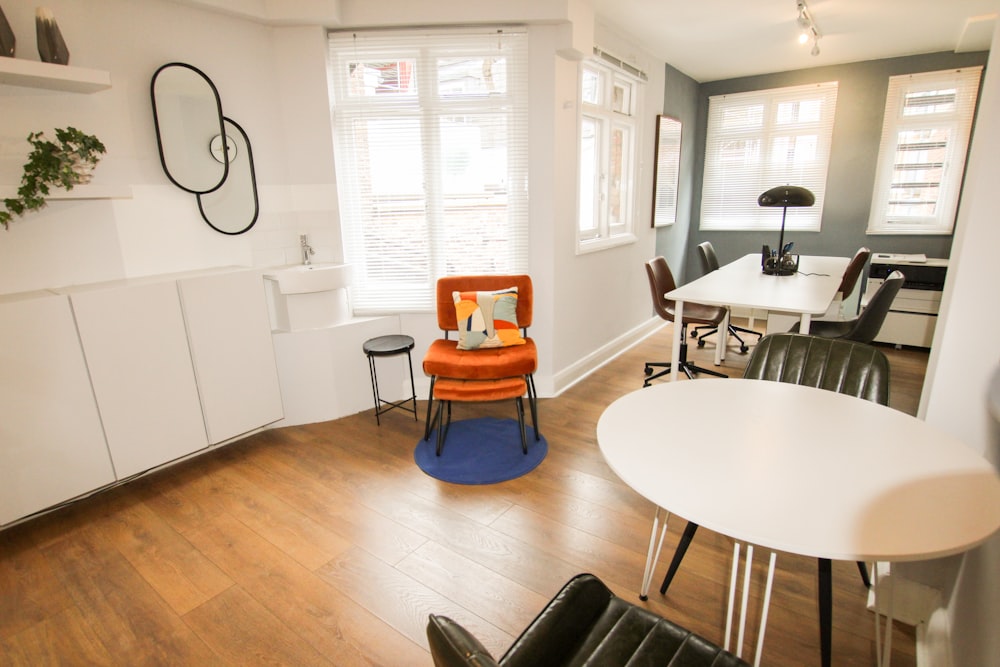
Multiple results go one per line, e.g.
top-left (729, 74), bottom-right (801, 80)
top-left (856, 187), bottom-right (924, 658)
top-left (903, 89), bottom-right (957, 116)
top-left (579, 118), bottom-right (598, 232)
top-left (440, 115), bottom-right (508, 195)
top-left (608, 127), bottom-right (626, 225)
top-left (438, 56), bottom-right (507, 95)
top-left (582, 68), bottom-right (601, 105)
top-left (348, 60), bottom-right (416, 96)
top-left (612, 80), bottom-right (631, 115)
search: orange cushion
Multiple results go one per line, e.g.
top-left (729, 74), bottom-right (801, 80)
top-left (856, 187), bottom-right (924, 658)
top-left (423, 338), bottom-right (537, 380)
top-left (433, 377), bottom-right (527, 402)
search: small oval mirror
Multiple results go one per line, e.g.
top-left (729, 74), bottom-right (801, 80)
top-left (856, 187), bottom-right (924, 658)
top-left (151, 62), bottom-right (228, 194)
top-left (197, 118), bottom-right (259, 235)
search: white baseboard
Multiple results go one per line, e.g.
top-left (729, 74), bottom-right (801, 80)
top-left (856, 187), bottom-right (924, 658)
top-left (551, 317), bottom-right (664, 396)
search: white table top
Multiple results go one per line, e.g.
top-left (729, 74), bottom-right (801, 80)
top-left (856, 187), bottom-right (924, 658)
top-left (597, 379), bottom-right (1000, 562)
top-left (667, 253), bottom-right (849, 315)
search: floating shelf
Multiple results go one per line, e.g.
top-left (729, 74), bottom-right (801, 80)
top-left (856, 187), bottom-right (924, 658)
top-left (0, 185), bottom-right (132, 200)
top-left (0, 58), bottom-right (111, 93)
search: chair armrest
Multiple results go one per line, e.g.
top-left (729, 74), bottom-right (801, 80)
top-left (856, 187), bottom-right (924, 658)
top-left (427, 615), bottom-right (499, 667)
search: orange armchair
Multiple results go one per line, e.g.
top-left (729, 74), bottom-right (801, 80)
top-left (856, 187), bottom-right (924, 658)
top-left (422, 275), bottom-right (539, 444)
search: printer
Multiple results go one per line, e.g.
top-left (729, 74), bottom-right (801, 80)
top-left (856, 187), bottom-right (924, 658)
top-left (864, 253), bottom-right (948, 348)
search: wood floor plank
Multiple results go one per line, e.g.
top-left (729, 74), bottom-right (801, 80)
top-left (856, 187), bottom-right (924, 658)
top-left (183, 586), bottom-right (331, 666)
top-left (0, 606), bottom-right (113, 666)
top-left (317, 545), bottom-right (514, 658)
top-left (91, 498), bottom-right (233, 616)
top-left (39, 524), bottom-right (222, 665)
top-left (185, 511), bottom-right (428, 666)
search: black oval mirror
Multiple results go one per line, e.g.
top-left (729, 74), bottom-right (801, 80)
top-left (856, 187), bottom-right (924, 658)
top-left (151, 62), bottom-right (228, 194)
top-left (197, 118), bottom-right (259, 235)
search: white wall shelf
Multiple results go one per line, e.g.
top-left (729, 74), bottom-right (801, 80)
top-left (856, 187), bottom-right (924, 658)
top-left (0, 185), bottom-right (132, 200)
top-left (0, 58), bottom-right (111, 93)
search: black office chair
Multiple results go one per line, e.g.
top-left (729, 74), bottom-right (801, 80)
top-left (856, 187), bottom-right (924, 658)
top-left (643, 256), bottom-right (728, 384)
top-left (790, 270), bottom-right (904, 343)
top-left (691, 241), bottom-right (763, 353)
top-left (658, 333), bottom-right (890, 667)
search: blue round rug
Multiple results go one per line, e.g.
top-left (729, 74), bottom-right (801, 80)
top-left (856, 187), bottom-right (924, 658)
top-left (414, 417), bottom-right (548, 484)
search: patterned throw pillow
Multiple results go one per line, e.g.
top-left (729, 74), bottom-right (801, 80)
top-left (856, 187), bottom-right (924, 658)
top-left (453, 287), bottom-right (526, 350)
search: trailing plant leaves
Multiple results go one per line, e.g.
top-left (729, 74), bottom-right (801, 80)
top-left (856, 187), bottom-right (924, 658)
top-left (1, 127), bottom-right (106, 229)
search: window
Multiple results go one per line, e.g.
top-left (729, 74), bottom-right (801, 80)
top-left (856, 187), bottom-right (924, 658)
top-left (867, 67), bottom-right (981, 235)
top-left (700, 82), bottom-right (839, 231)
top-left (327, 28), bottom-right (528, 313)
top-left (578, 57), bottom-right (641, 251)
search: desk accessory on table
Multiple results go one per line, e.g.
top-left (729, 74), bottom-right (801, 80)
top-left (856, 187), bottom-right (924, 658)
top-left (758, 185), bottom-right (814, 275)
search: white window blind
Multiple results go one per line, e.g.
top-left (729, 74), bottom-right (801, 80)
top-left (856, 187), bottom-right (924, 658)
top-left (328, 28), bottom-right (529, 313)
top-left (867, 67), bottom-right (981, 235)
top-left (700, 81), bottom-right (838, 231)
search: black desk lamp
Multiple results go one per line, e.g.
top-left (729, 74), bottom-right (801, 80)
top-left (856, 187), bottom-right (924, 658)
top-left (757, 185), bottom-right (814, 276)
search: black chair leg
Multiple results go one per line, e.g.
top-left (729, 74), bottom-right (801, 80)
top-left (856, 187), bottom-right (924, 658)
top-left (515, 396), bottom-right (528, 454)
top-left (526, 374), bottom-right (540, 440)
top-left (857, 560), bottom-right (872, 588)
top-left (644, 324), bottom-right (728, 386)
top-left (818, 558), bottom-right (832, 667)
top-left (423, 376), bottom-right (437, 440)
top-left (659, 522), bottom-right (699, 594)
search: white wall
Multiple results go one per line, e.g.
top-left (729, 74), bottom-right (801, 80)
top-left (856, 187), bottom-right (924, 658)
top-left (0, 0), bottom-right (665, 411)
top-left (916, 18), bottom-right (1000, 667)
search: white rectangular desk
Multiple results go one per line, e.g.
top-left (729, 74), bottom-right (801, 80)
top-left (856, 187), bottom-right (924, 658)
top-left (666, 253), bottom-right (849, 378)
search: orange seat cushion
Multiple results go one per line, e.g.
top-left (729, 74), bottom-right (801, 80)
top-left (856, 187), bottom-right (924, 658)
top-left (423, 338), bottom-right (537, 380)
top-left (433, 377), bottom-right (527, 402)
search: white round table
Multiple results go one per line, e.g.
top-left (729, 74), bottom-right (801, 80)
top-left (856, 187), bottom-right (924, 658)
top-left (597, 379), bottom-right (1000, 665)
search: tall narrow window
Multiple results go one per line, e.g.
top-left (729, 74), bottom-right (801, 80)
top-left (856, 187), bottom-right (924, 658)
top-left (328, 28), bottom-right (528, 313)
top-left (700, 82), bottom-right (838, 231)
top-left (867, 67), bottom-right (981, 235)
top-left (578, 57), bottom-right (641, 252)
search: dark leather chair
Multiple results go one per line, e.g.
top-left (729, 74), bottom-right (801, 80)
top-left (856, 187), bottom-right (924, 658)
top-left (643, 256), bottom-right (728, 384)
top-left (427, 573), bottom-right (750, 667)
top-left (837, 246), bottom-right (871, 306)
top-left (691, 241), bottom-right (763, 353)
top-left (659, 333), bottom-right (890, 667)
top-left (790, 270), bottom-right (904, 343)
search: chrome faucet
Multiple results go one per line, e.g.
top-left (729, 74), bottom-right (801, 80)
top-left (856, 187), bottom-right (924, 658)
top-left (300, 234), bottom-right (315, 265)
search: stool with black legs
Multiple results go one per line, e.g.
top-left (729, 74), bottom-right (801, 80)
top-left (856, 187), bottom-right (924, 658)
top-left (362, 334), bottom-right (418, 425)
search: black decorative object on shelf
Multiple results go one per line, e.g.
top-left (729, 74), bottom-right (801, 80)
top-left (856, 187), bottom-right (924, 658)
top-left (758, 185), bottom-right (814, 276)
top-left (36, 6), bottom-right (69, 65)
top-left (0, 4), bottom-right (15, 58)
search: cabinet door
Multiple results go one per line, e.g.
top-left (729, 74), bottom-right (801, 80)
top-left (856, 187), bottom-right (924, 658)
top-left (70, 282), bottom-right (208, 478)
top-left (179, 270), bottom-right (283, 443)
top-left (0, 293), bottom-right (114, 525)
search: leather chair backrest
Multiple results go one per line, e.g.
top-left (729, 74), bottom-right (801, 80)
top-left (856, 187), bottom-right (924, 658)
top-left (843, 270), bottom-right (904, 343)
top-left (435, 275), bottom-right (533, 331)
top-left (698, 241), bottom-right (721, 274)
top-left (838, 247), bottom-right (871, 297)
top-left (743, 333), bottom-right (889, 405)
top-left (645, 256), bottom-right (679, 323)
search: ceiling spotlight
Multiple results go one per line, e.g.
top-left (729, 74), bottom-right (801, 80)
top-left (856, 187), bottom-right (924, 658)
top-left (795, 0), bottom-right (821, 57)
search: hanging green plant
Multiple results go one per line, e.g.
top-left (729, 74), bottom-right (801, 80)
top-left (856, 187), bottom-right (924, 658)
top-left (1, 127), bottom-right (107, 230)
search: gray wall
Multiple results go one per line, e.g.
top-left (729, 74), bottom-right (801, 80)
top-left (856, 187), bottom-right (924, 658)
top-left (654, 64), bottom-right (701, 275)
top-left (661, 51), bottom-right (989, 283)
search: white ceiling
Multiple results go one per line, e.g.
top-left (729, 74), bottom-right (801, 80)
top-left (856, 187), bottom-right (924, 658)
top-left (589, 0), bottom-right (998, 82)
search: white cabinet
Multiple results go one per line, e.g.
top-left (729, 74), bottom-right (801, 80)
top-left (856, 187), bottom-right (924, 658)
top-left (0, 291), bottom-right (115, 525)
top-left (178, 271), bottom-right (283, 443)
top-left (67, 281), bottom-right (209, 478)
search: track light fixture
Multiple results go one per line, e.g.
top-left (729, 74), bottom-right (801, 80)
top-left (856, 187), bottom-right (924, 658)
top-left (796, 0), bottom-right (821, 56)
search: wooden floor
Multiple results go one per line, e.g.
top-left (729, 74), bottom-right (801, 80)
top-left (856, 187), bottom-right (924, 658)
top-left (0, 325), bottom-right (929, 666)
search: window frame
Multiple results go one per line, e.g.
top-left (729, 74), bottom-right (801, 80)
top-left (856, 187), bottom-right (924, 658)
top-left (700, 81), bottom-right (839, 233)
top-left (327, 28), bottom-right (529, 314)
top-left (866, 67), bottom-right (982, 235)
top-left (577, 58), bottom-right (642, 253)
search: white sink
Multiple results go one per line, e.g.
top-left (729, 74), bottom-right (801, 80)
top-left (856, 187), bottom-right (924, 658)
top-left (263, 264), bottom-right (353, 331)
top-left (264, 263), bottom-right (352, 295)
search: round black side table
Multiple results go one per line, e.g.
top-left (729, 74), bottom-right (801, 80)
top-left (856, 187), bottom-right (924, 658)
top-left (362, 334), bottom-right (418, 425)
